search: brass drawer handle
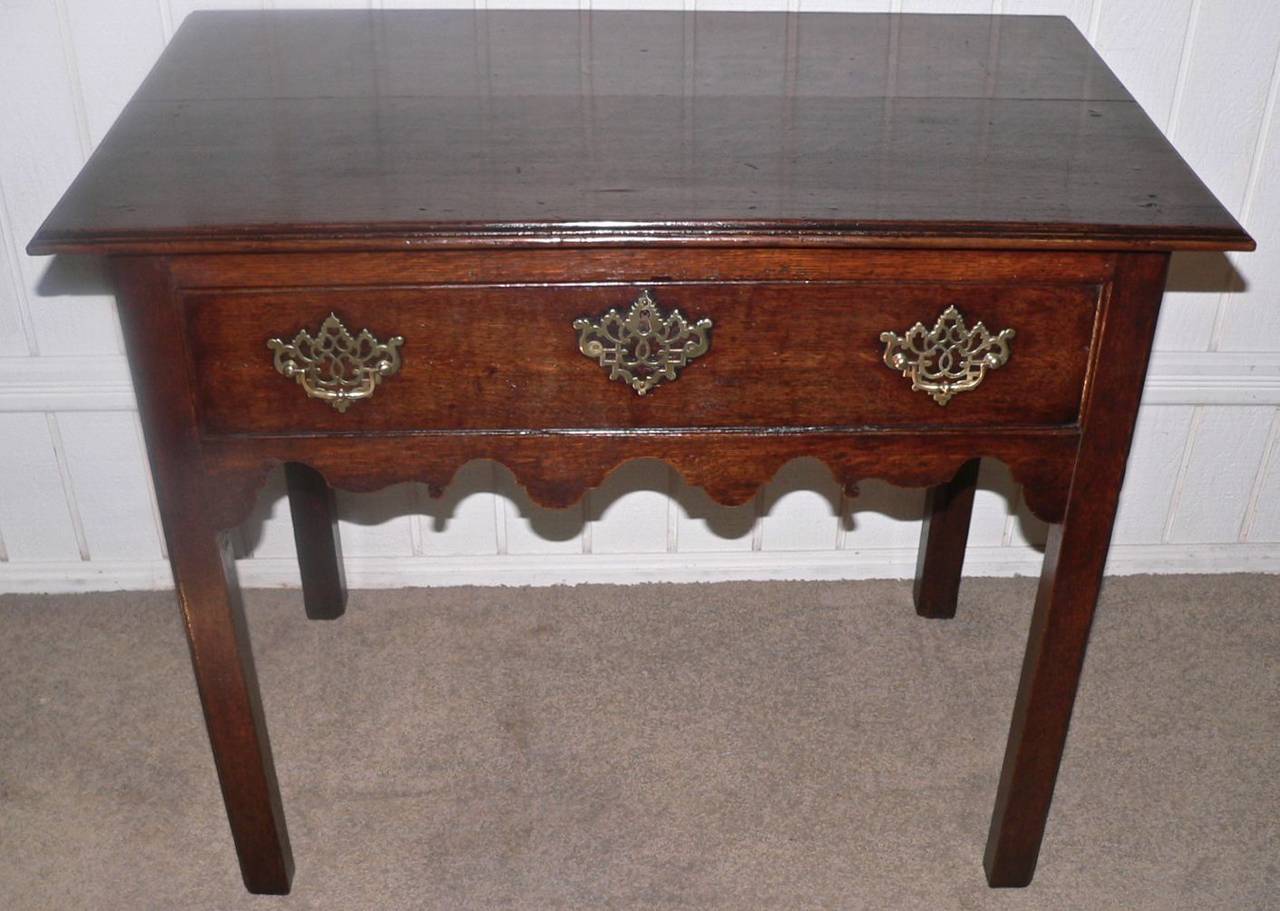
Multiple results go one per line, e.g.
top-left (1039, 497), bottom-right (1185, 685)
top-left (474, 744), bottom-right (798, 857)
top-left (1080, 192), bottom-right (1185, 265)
top-left (573, 290), bottom-right (712, 395)
top-left (267, 313), bottom-right (403, 413)
top-left (880, 306), bottom-right (1014, 405)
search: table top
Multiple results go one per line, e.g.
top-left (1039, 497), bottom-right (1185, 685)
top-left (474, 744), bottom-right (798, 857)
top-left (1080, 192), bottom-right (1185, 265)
top-left (29, 10), bottom-right (1252, 255)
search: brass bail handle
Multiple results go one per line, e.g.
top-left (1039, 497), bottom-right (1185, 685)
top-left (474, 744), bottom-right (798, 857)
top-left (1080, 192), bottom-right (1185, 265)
top-left (267, 313), bottom-right (404, 413)
top-left (880, 306), bottom-right (1014, 405)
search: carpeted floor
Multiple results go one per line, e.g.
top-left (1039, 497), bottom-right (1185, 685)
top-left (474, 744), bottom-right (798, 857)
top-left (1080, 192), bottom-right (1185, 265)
top-left (0, 575), bottom-right (1276, 910)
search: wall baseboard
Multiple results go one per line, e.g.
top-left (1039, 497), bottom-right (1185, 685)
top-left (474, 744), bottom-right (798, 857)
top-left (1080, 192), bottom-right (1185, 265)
top-left (2, 543), bottom-right (1277, 594)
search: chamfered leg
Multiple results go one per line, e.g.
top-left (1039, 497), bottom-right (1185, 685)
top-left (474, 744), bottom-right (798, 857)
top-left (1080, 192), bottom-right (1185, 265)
top-left (285, 462), bottom-right (347, 620)
top-left (913, 458), bottom-right (980, 618)
top-left (113, 257), bottom-right (294, 894)
top-left (983, 252), bottom-right (1170, 887)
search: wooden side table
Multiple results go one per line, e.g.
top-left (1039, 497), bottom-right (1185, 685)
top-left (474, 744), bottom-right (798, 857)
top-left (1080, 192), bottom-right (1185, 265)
top-left (29, 10), bottom-right (1253, 895)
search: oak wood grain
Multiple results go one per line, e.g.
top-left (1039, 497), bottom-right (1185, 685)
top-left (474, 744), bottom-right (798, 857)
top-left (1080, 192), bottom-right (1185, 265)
top-left (914, 458), bottom-right (981, 619)
top-left (135, 11), bottom-right (1133, 104)
top-left (195, 428), bottom-right (1081, 531)
top-left (28, 11), bottom-right (1252, 255)
top-left (186, 279), bottom-right (1098, 435)
top-left (284, 462), bottom-right (347, 621)
top-left (168, 248), bottom-right (1119, 288)
top-left (111, 256), bottom-right (294, 895)
top-left (984, 252), bottom-right (1170, 886)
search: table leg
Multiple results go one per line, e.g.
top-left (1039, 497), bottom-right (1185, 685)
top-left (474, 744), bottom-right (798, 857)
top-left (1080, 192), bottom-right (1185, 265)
top-left (112, 257), bottom-right (294, 895)
top-left (166, 524), bottom-right (295, 894)
top-left (983, 251), bottom-right (1169, 887)
top-left (285, 462), bottom-right (347, 620)
top-left (982, 515), bottom-right (1111, 886)
top-left (913, 458), bottom-right (980, 618)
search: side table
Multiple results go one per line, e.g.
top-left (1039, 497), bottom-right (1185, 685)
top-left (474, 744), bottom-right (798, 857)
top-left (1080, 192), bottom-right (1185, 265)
top-left (29, 10), bottom-right (1253, 894)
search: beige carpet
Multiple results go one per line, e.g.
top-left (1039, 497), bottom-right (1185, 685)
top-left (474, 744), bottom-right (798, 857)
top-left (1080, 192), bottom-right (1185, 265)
top-left (0, 576), bottom-right (1276, 910)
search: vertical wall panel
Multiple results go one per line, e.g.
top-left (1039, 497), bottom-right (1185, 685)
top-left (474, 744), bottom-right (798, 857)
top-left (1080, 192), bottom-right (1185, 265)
top-left (63, 0), bottom-right (166, 146)
top-left (0, 0), bottom-right (119, 356)
top-left (1243, 415), bottom-right (1280, 541)
top-left (168, 1), bottom-right (267, 30)
top-left (1002, 1), bottom-right (1092, 34)
top-left (588, 462), bottom-right (671, 554)
top-left (500, 471), bottom-right (585, 555)
top-left (0, 198), bottom-right (33, 356)
top-left (1167, 405), bottom-right (1275, 544)
top-left (56, 412), bottom-right (163, 561)
top-left (1093, 0), bottom-right (1193, 125)
top-left (485, 0), bottom-right (588, 8)
top-left (336, 485), bottom-right (417, 557)
top-left (1215, 85), bottom-right (1280, 351)
top-left (1112, 405), bottom-right (1196, 545)
top-left (1155, 1), bottom-right (1280, 352)
top-left (0, 413), bottom-right (82, 561)
top-left (674, 485), bottom-right (756, 553)
top-left (1006, 496), bottom-right (1050, 549)
top-left (591, 1), bottom-right (687, 11)
top-left (267, 0), bottom-right (373, 9)
top-left (841, 481), bottom-right (924, 550)
top-left (418, 464), bottom-right (501, 556)
top-left (965, 460), bottom-right (1020, 547)
top-left (900, 0), bottom-right (991, 11)
top-left (758, 460), bottom-right (841, 551)
top-left (796, 2), bottom-right (894, 12)
top-left (239, 470), bottom-right (299, 560)
top-left (382, 0), bottom-right (485, 10)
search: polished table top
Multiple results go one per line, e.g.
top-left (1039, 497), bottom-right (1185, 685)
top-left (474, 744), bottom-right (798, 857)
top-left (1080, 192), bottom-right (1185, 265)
top-left (30, 10), bottom-right (1250, 255)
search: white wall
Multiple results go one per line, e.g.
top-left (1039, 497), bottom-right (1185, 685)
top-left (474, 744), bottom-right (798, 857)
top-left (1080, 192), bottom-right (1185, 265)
top-left (2, 0), bottom-right (1280, 593)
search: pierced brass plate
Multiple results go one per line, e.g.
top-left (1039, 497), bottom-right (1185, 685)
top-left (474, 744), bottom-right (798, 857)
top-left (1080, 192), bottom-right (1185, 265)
top-left (267, 313), bottom-right (403, 412)
top-left (573, 290), bottom-right (712, 395)
top-left (880, 306), bottom-right (1014, 405)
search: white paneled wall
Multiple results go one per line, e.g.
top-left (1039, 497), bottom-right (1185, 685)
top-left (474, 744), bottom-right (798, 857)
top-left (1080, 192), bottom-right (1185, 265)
top-left (3, 0), bottom-right (1280, 592)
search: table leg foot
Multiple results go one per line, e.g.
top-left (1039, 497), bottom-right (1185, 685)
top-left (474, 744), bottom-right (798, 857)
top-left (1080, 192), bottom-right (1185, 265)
top-left (285, 462), bottom-right (347, 620)
top-left (913, 458), bottom-right (979, 619)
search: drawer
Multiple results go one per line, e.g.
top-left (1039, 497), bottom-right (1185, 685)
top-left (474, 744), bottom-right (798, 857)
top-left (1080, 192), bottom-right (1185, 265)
top-left (185, 281), bottom-right (1099, 436)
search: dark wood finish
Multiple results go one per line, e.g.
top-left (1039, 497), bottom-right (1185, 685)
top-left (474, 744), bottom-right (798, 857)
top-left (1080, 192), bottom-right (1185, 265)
top-left (28, 10), bottom-right (1254, 896)
top-left (984, 252), bottom-right (1170, 886)
top-left (168, 247), bottom-right (1119, 287)
top-left (111, 257), bottom-right (293, 895)
top-left (913, 458), bottom-right (980, 619)
top-left (186, 278), bottom-right (1098, 435)
top-left (199, 428), bottom-right (1082, 529)
top-left (284, 463), bottom-right (347, 621)
top-left (135, 11), bottom-right (1132, 103)
top-left (28, 11), bottom-right (1251, 256)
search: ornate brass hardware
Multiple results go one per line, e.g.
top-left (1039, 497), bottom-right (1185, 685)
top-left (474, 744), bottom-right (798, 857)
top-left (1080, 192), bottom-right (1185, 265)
top-left (880, 306), bottom-right (1014, 405)
top-left (573, 290), bottom-right (712, 395)
top-left (266, 313), bottom-right (403, 412)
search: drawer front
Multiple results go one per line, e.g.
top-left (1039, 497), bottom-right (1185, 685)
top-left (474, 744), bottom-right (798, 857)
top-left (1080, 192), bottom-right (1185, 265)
top-left (185, 281), bottom-right (1098, 436)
